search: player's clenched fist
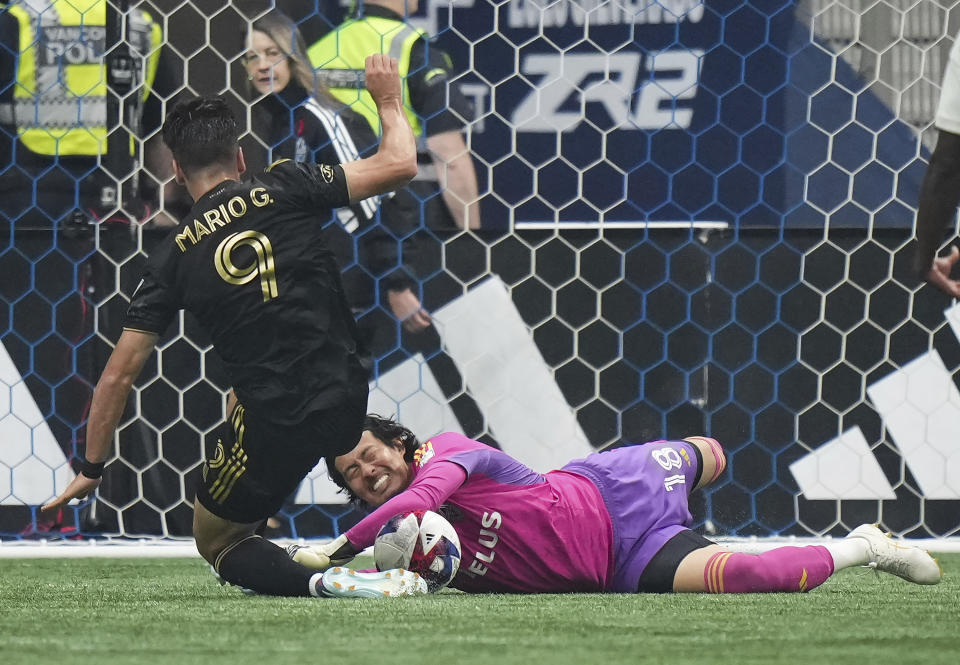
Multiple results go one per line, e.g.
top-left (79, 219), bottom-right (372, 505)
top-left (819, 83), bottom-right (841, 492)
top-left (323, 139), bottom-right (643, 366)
top-left (365, 54), bottom-right (402, 109)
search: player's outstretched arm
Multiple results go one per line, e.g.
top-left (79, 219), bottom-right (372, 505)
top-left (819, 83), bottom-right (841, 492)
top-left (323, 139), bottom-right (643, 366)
top-left (40, 329), bottom-right (158, 514)
top-left (341, 54), bottom-right (418, 202)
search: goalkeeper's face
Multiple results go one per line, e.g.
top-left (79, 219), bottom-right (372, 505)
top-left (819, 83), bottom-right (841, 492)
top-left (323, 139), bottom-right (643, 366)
top-left (334, 430), bottom-right (412, 506)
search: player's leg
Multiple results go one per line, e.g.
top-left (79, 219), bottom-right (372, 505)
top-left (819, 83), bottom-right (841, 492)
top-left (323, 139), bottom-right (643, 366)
top-left (192, 502), bottom-right (259, 562)
top-left (576, 437), bottom-right (720, 592)
top-left (193, 401), bottom-right (328, 597)
top-left (613, 436), bottom-right (938, 594)
top-left (672, 525), bottom-right (941, 593)
top-left (194, 502), bottom-right (429, 598)
top-left (200, 394), bottom-right (428, 598)
top-left (681, 436), bottom-right (726, 490)
top-left (672, 541), bottom-right (834, 593)
top-left (193, 500), bottom-right (324, 596)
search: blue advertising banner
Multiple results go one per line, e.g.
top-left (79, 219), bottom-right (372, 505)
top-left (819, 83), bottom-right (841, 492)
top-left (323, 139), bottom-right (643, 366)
top-left (322, 0), bottom-right (925, 230)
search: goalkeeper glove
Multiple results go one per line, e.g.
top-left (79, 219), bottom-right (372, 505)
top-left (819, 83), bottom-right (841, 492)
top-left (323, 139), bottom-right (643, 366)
top-left (287, 534), bottom-right (357, 571)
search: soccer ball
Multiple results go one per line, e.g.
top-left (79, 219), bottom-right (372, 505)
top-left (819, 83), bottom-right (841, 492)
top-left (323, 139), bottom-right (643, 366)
top-left (374, 510), bottom-right (461, 592)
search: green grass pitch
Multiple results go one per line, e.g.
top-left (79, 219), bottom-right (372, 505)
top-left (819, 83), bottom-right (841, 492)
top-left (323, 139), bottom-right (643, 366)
top-left (1, 554), bottom-right (958, 665)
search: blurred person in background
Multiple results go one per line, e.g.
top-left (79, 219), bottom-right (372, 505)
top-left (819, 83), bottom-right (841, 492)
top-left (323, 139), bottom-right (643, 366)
top-left (1, 0), bottom-right (182, 538)
top-left (308, 0), bottom-right (484, 429)
top-left (308, 0), bottom-right (481, 234)
top-left (308, 0), bottom-right (482, 316)
top-left (242, 9), bottom-right (431, 345)
top-left (914, 27), bottom-right (960, 298)
top-left (0, 0), bottom-right (179, 229)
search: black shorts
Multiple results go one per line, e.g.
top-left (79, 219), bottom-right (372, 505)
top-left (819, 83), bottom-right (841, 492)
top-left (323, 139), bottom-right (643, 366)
top-left (195, 389), bottom-right (366, 523)
top-left (636, 529), bottom-right (716, 593)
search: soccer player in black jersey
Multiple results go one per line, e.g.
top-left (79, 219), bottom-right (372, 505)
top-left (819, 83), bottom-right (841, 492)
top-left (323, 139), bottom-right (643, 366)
top-left (42, 55), bottom-right (428, 598)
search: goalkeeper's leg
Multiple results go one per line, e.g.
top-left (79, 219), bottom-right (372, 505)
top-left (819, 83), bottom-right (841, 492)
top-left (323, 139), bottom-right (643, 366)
top-left (672, 527), bottom-right (941, 593)
top-left (641, 437), bottom-right (939, 593)
top-left (673, 543), bottom-right (835, 593)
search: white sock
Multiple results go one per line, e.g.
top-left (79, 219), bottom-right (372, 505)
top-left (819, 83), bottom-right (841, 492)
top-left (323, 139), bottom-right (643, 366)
top-left (823, 539), bottom-right (870, 571)
top-left (308, 572), bottom-right (325, 597)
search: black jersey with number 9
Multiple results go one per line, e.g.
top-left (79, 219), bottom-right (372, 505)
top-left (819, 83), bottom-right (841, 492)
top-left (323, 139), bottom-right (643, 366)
top-left (124, 160), bottom-right (370, 426)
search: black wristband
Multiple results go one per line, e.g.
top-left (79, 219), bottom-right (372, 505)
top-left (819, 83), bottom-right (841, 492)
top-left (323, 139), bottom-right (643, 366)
top-left (78, 457), bottom-right (105, 479)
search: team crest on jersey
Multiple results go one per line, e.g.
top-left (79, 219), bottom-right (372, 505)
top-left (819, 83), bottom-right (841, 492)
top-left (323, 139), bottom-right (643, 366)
top-left (413, 441), bottom-right (436, 468)
top-left (320, 164), bottom-right (335, 183)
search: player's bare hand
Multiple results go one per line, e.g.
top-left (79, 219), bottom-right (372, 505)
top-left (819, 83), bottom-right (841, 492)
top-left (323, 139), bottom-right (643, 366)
top-left (365, 54), bottom-right (402, 109)
top-left (388, 288), bottom-right (432, 333)
top-left (40, 473), bottom-right (101, 515)
top-left (925, 245), bottom-right (960, 298)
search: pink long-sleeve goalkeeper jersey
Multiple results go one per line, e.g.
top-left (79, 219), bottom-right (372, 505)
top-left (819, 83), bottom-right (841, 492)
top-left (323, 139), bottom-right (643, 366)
top-left (344, 432), bottom-right (614, 593)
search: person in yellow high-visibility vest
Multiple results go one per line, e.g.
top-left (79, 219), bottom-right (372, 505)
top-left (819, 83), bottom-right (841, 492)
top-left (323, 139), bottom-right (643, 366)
top-left (0, 0), bottom-right (174, 228)
top-left (243, 10), bottom-right (432, 338)
top-left (307, 0), bottom-right (481, 234)
top-left (307, 0), bottom-right (482, 396)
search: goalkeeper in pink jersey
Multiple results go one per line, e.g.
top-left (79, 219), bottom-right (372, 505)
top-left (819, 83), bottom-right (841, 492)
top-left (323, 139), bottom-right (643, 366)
top-left (290, 415), bottom-right (942, 594)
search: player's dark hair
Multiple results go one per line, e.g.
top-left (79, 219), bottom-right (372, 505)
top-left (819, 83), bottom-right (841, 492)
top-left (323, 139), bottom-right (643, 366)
top-left (161, 97), bottom-right (240, 177)
top-left (325, 414), bottom-right (421, 504)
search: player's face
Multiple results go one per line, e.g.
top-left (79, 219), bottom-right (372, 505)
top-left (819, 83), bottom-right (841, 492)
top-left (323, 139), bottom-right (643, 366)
top-left (335, 431), bottom-right (412, 506)
top-left (244, 31), bottom-right (291, 95)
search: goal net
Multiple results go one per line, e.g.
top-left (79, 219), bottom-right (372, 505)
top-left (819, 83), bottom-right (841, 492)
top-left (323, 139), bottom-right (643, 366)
top-left (2, 0), bottom-right (959, 543)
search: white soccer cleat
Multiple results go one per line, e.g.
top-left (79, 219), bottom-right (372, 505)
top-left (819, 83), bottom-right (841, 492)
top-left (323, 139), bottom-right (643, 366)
top-left (318, 567), bottom-right (429, 598)
top-left (846, 524), bottom-right (942, 585)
